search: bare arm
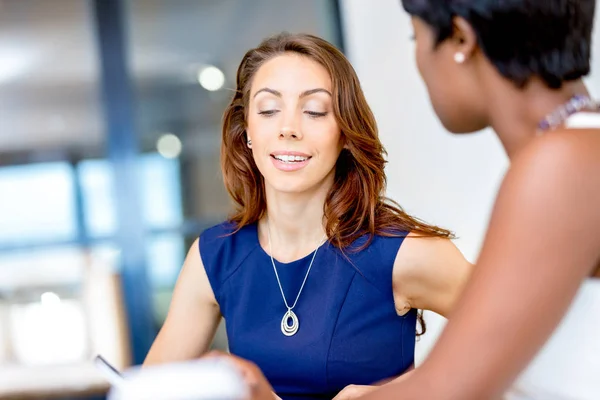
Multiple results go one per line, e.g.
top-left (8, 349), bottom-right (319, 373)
top-left (392, 233), bottom-right (473, 318)
top-left (360, 133), bottom-right (600, 399)
top-left (144, 238), bottom-right (222, 366)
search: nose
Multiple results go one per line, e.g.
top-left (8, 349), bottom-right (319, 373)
top-left (279, 110), bottom-right (302, 140)
top-left (279, 126), bottom-right (302, 140)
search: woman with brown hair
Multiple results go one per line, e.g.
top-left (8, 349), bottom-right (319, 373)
top-left (143, 32), bottom-right (471, 400)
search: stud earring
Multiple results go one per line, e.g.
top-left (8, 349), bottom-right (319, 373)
top-left (247, 139), bottom-right (252, 147)
top-left (454, 52), bottom-right (466, 64)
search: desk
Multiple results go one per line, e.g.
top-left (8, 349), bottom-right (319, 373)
top-left (0, 362), bottom-right (109, 399)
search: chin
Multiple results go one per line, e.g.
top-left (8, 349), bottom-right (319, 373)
top-left (442, 122), bottom-right (478, 134)
top-left (268, 179), bottom-right (312, 194)
top-left (439, 115), bottom-right (489, 135)
top-left (431, 98), bottom-right (489, 134)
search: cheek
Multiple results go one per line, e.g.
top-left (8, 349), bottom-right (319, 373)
top-left (315, 123), bottom-right (343, 158)
top-left (247, 117), bottom-right (277, 145)
top-left (415, 47), bottom-right (427, 80)
top-left (417, 53), bottom-right (449, 113)
top-left (416, 55), bottom-right (457, 122)
top-left (414, 38), bottom-right (434, 81)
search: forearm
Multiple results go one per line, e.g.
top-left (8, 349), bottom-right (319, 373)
top-left (426, 251), bottom-right (591, 398)
top-left (143, 329), bottom-right (212, 367)
top-left (356, 367), bottom-right (436, 400)
top-left (363, 263), bottom-right (589, 400)
top-left (378, 368), bottom-right (414, 386)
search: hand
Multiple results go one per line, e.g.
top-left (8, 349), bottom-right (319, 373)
top-left (332, 384), bottom-right (377, 400)
top-left (204, 351), bottom-right (277, 400)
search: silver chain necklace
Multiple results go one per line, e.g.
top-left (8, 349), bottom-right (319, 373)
top-left (267, 222), bottom-right (326, 337)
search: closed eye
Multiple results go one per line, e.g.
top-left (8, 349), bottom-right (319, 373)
top-left (305, 111), bottom-right (328, 119)
top-left (258, 110), bottom-right (280, 117)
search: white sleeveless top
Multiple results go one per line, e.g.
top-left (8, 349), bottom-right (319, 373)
top-left (506, 112), bottom-right (600, 400)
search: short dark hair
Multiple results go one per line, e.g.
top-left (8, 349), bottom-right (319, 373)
top-left (401, 0), bottom-right (596, 89)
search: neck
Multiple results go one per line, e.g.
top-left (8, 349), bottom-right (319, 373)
top-left (258, 178), bottom-right (332, 262)
top-left (485, 78), bottom-right (589, 159)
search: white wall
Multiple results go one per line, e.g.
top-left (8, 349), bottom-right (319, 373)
top-left (339, 0), bottom-right (600, 364)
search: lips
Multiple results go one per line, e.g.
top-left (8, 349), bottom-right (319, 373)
top-left (270, 151), bottom-right (312, 171)
top-left (270, 150), bottom-right (311, 160)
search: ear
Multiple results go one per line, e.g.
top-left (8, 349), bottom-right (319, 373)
top-left (451, 16), bottom-right (478, 62)
top-left (340, 133), bottom-right (349, 150)
top-left (245, 130), bottom-right (252, 148)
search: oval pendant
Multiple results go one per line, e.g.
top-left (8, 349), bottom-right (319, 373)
top-left (280, 309), bottom-right (299, 336)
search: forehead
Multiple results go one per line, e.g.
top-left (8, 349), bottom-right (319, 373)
top-left (251, 53), bottom-right (332, 95)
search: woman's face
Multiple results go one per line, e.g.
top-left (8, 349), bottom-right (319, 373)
top-left (411, 17), bottom-right (488, 134)
top-left (246, 53), bottom-right (344, 195)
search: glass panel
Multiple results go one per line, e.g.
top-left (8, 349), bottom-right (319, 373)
top-left (0, 162), bottom-right (76, 244)
top-left (79, 153), bottom-right (184, 238)
top-left (147, 233), bottom-right (185, 289)
top-left (147, 233), bottom-right (185, 323)
top-left (139, 153), bottom-right (184, 229)
top-left (78, 159), bottom-right (118, 238)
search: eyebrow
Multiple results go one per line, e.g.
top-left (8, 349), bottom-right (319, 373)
top-left (252, 87), bottom-right (332, 99)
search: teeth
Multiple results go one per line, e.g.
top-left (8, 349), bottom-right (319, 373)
top-left (274, 155), bottom-right (308, 163)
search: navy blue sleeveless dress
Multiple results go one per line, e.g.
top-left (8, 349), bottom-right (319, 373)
top-left (200, 222), bottom-right (417, 400)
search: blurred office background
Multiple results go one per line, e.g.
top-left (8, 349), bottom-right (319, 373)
top-left (1, 0), bottom-right (599, 399)
top-left (0, 0), bottom-right (342, 398)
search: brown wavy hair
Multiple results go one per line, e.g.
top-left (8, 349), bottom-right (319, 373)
top-left (221, 32), bottom-right (453, 334)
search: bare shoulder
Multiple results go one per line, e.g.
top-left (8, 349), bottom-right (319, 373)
top-left (392, 233), bottom-right (472, 317)
top-left (485, 128), bottom-right (600, 276)
top-left (521, 127), bottom-right (600, 173)
top-left (187, 237), bottom-right (219, 306)
top-left (507, 128), bottom-right (600, 210)
top-left (393, 233), bottom-right (462, 272)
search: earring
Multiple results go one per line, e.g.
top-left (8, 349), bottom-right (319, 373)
top-left (454, 52), bottom-right (466, 64)
top-left (247, 139), bottom-right (252, 147)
